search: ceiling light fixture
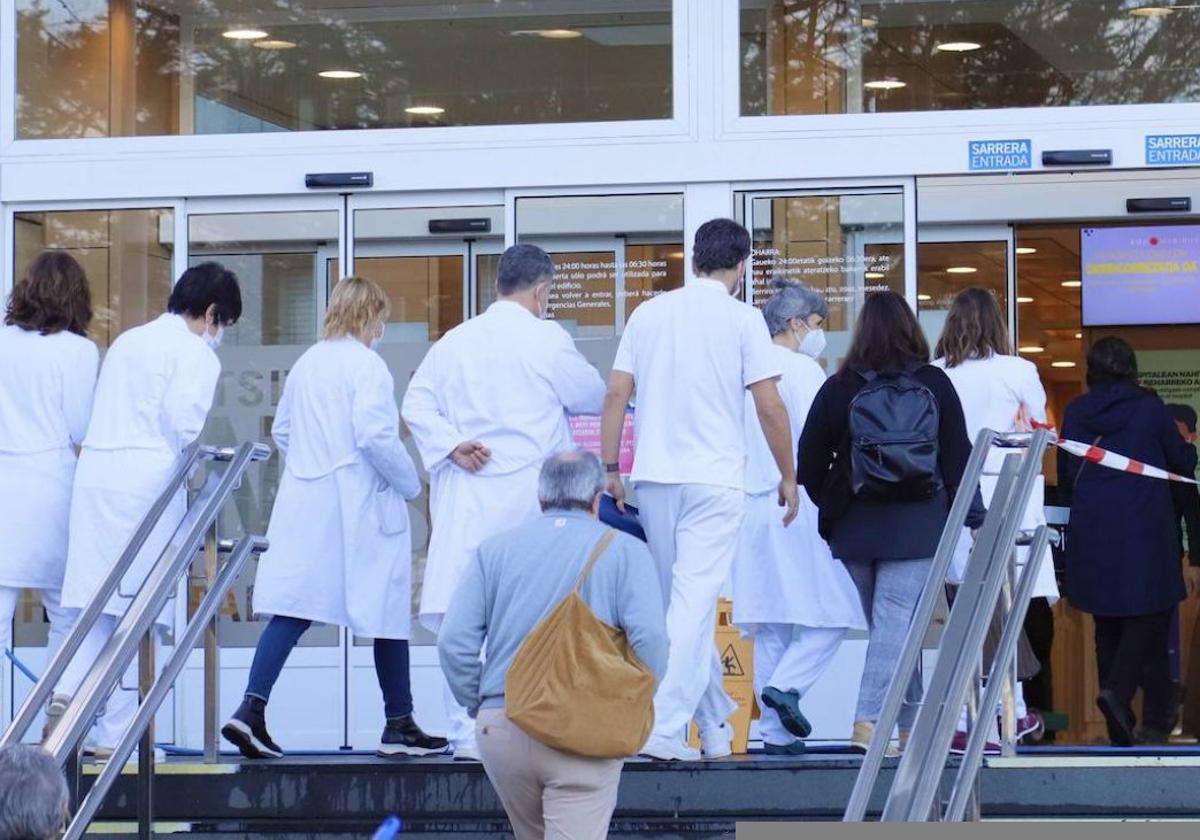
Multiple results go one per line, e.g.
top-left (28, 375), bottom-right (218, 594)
top-left (319, 70), bottom-right (363, 80)
top-left (946, 266), bottom-right (978, 274)
top-left (1061, 280), bottom-right (1082, 288)
top-left (865, 271), bottom-right (886, 279)
top-left (1015, 246), bottom-right (1037, 255)
top-left (405, 106), bottom-right (445, 116)
top-left (223, 28), bottom-right (269, 40)
top-left (917, 293), bottom-right (933, 301)
top-left (1052, 360), bottom-right (1078, 368)
top-left (864, 78), bottom-right (907, 91)
top-left (1075, 332), bottom-right (1084, 339)
top-left (1130, 6), bottom-right (1174, 18)
top-left (517, 28), bottom-right (583, 39)
top-left (935, 41), bottom-right (982, 52)
top-left (1019, 345), bottom-right (1045, 354)
top-left (861, 16), bottom-right (879, 29)
top-left (254, 39), bottom-right (297, 50)
top-left (1017, 296), bottom-right (1035, 303)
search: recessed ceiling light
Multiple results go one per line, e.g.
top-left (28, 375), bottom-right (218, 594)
top-left (319, 70), bottom-right (363, 80)
top-left (514, 28), bottom-right (583, 39)
top-left (865, 271), bottom-right (886, 279)
top-left (406, 105), bottom-right (445, 116)
top-left (1017, 296), bottom-right (1035, 303)
top-left (668, 251), bottom-right (684, 259)
top-left (861, 16), bottom-right (879, 29)
top-left (1019, 345), bottom-right (1045, 354)
top-left (1052, 360), bottom-right (1078, 368)
top-left (254, 39), bottom-right (297, 50)
top-left (1075, 332), bottom-right (1083, 339)
top-left (864, 79), bottom-right (907, 91)
top-left (1061, 280), bottom-right (1082, 288)
top-left (918, 293), bottom-right (933, 301)
top-left (946, 266), bottom-right (978, 274)
top-left (223, 28), bottom-right (269, 40)
top-left (1130, 6), bottom-right (1173, 17)
top-left (935, 41), bottom-right (982, 52)
top-left (1016, 246), bottom-right (1037, 255)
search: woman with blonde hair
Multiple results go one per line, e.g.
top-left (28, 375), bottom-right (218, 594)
top-left (222, 276), bottom-right (446, 759)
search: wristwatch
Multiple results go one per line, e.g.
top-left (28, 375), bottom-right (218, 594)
top-left (605, 463), bottom-right (621, 474)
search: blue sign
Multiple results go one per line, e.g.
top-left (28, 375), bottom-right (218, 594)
top-left (1146, 134), bottom-right (1200, 166)
top-left (968, 139), bottom-right (1032, 171)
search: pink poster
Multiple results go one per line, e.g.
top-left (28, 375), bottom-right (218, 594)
top-left (570, 410), bottom-right (635, 474)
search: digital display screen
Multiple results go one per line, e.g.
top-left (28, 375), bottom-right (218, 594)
top-left (1081, 225), bottom-right (1200, 326)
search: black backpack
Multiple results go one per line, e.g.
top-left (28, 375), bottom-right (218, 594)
top-left (848, 367), bottom-right (942, 501)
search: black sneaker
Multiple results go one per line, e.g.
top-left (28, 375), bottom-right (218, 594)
top-left (221, 697), bottom-right (283, 759)
top-left (377, 715), bottom-right (449, 758)
top-left (1096, 689), bottom-right (1135, 747)
top-left (761, 686), bottom-right (812, 739)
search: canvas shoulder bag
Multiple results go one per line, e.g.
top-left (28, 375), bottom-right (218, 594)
top-left (505, 529), bottom-right (656, 758)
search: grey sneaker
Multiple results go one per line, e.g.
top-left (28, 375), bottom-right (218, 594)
top-left (42, 694), bottom-right (70, 742)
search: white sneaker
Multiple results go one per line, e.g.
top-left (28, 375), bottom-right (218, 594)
top-left (451, 741), bottom-right (481, 762)
top-left (639, 734), bottom-right (701, 762)
top-left (699, 722), bottom-right (733, 760)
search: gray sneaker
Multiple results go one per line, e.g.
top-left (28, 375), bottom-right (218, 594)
top-left (42, 694), bottom-right (70, 742)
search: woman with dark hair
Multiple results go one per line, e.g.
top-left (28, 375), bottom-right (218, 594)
top-left (0, 252), bottom-right (98, 689)
top-left (798, 291), bottom-right (977, 753)
top-left (933, 288), bottom-right (1055, 749)
top-left (1060, 337), bottom-right (1198, 745)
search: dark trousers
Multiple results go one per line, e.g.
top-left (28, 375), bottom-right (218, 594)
top-left (1093, 608), bottom-right (1174, 732)
top-left (245, 615), bottom-right (414, 719)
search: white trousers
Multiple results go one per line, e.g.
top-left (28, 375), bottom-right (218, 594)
top-left (0, 586), bottom-right (72, 667)
top-left (427, 612), bottom-right (478, 752)
top-left (637, 483), bottom-right (743, 741)
top-left (746, 623), bottom-right (844, 746)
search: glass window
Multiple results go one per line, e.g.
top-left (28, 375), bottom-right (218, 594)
top-left (917, 240), bottom-right (1009, 346)
top-left (11, 207), bottom-right (174, 648)
top-left (742, 191), bottom-right (905, 374)
top-left (740, 1), bottom-right (1200, 116)
top-left (188, 209), bottom-right (339, 648)
top-left (17, 1), bottom-right (673, 139)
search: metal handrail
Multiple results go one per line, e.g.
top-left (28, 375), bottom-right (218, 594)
top-left (843, 427), bottom-right (997, 822)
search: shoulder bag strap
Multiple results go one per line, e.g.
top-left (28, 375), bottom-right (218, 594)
top-left (1073, 434), bottom-right (1103, 492)
top-left (574, 529), bottom-right (618, 592)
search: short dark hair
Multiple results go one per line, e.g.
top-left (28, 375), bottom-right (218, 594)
top-left (168, 262), bottom-right (242, 325)
top-left (5, 250), bottom-right (93, 336)
top-left (693, 218), bottom-right (751, 275)
top-left (840, 291), bottom-right (930, 375)
top-left (1086, 336), bottom-right (1138, 389)
top-left (1168, 403), bottom-right (1198, 434)
top-left (497, 244), bottom-right (554, 296)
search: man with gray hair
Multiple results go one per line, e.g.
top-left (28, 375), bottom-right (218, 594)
top-left (403, 244), bottom-right (606, 759)
top-left (438, 450), bottom-right (667, 840)
top-left (0, 745), bottom-right (69, 840)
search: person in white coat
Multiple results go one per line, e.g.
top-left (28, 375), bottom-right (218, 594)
top-left (0, 252), bottom-right (98, 689)
top-left (401, 244), bottom-right (606, 759)
top-left (733, 281), bottom-right (867, 755)
top-left (222, 276), bottom-right (447, 760)
top-left (602, 218), bottom-right (800, 762)
top-left (54, 262), bottom-right (242, 756)
top-left (933, 286), bottom-right (1058, 750)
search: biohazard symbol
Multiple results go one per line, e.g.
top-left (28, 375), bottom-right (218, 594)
top-left (721, 643), bottom-right (745, 677)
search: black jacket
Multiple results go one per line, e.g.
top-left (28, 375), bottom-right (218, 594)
top-left (797, 365), bottom-right (979, 562)
top-left (1059, 383), bottom-right (1199, 617)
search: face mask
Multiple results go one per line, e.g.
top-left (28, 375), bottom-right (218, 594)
top-left (371, 323), bottom-right (385, 351)
top-left (203, 325), bottom-right (224, 351)
top-left (537, 285), bottom-right (551, 319)
top-left (797, 326), bottom-right (826, 359)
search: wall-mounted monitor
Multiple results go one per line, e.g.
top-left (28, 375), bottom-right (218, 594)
top-left (1081, 225), bottom-right (1200, 326)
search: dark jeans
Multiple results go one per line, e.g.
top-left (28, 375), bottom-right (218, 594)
top-left (1093, 608), bottom-right (1174, 733)
top-left (245, 615), bottom-right (413, 719)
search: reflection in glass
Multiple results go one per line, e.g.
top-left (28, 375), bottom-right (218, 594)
top-left (917, 240), bottom-right (1008, 347)
top-left (740, 0), bottom-right (1200, 116)
top-left (747, 193), bottom-right (904, 374)
top-left (188, 210), bottom-right (338, 647)
top-left (17, 0), bottom-right (672, 139)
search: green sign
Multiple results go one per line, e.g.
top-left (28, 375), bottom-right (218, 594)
top-left (1138, 348), bottom-right (1200, 421)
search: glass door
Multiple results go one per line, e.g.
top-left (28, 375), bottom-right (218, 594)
top-left (739, 187), bottom-right (913, 375)
top-left (917, 225), bottom-right (1014, 353)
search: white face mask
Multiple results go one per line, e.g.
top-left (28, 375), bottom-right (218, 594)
top-left (536, 285), bottom-right (552, 320)
top-left (797, 324), bottom-right (826, 359)
top-left (371, 323), bottom-right (385, 351)
top-left (203, 325), bottom-right (224, 351)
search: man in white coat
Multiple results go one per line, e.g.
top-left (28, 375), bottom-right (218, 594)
top-left (55, 262), bottom-right (241, 756)
top-left (601, 218), bottom-right (800, 761)
top-left (402, 243), bottom-right (606, 759)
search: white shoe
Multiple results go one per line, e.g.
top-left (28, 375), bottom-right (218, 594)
top-left (699, 722), bottom-right (733, 760)
top-left (451, 741), bottom-right (480, 762)
top-left (639, 734), bottom-right (701, 762)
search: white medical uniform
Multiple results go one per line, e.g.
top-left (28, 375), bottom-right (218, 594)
top-left (0, 324), bottom-right (98, 659)
top-left (59, 313), bottom-right (221, 748)
top-left (732, 346), bottom-right (866, 746)
top-left (934, 352), bottom-right (1056, 725)
top-left (253, 338), bottom-right (422, 639)
top-left (612, 278), bottom-right (782, 745)
top-left (402, 300), bottom-right (605, 749)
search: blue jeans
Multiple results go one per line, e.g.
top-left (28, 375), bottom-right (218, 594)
top-left (844, 557), bottom-right (933, 729)
top-left (245, 615), bottom-right (413, 719)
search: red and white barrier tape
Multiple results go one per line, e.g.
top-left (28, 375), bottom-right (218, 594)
top-left (1028, 420), bottom-right (1197, 485)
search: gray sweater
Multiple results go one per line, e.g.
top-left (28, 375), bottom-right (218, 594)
top-left (437, 510), bottom-right (668, 715)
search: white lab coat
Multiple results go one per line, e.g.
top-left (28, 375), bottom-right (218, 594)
top-left (62, 314), bottom-right (221, 621)
top-left (402, 301), bottom-right (605, 626)
top-left (932, 354), bottom-right (1059, 603)
top-left (0, 326), bottom-right (99, 589)
top-left (252, 338), bottom-right (421, 639)
top-left (733, 347), bottom-right (867, 630)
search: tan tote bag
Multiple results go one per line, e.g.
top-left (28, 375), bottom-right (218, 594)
top-left (505, 529), bottom-right (656, 758)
